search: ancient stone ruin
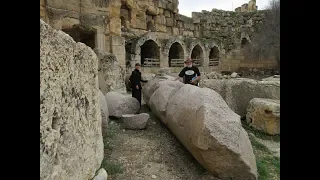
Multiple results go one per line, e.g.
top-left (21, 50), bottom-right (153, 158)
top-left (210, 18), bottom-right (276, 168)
top-left (40, 19), bottom-right (104, 180)
top-left (40, 0), bottom-right (277, 80)
top-left (40, 0), bottom-right (280, 179)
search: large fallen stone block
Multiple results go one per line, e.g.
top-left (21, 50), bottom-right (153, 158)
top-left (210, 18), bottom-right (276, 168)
top-left (142, 75), bottom-right (175, 105)
top-left (165, 85), bottom-right (257, 179)
top-left (246, 98), bottom-right (280, 135)
top-left (40, 19), bottom-right (103, 180)
top-left (148, 80), bottom-right (184, 122)
top-left (144, 78), bottom-right (257, 179)
top-left (122, 113), bottom-right (150, 130)
top-left (200, 78), bottom-right (280, 116)
top-left (99, 90), bottom-right (109, 135)
top-left (105, 92), bottom-right (140, 118)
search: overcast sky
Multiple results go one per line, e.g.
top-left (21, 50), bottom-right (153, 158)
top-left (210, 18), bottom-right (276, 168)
top-left (178, 0), bottom-right (270, 17)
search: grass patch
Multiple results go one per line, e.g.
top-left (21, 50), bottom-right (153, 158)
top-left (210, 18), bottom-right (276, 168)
top-left (250, 137), bottom-right (270, 152)
top-left (101, 158), bottom-right (123, 175)
top-left (256, 160), bottom-right (268, 180)
top-left (103, 121), bottom-right (118, 151)
top-left (100, 121), bottom-right (123, 175)
top-left (248, 130), bottom-right (280, 180)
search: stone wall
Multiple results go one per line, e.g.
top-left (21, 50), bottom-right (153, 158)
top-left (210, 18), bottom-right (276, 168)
top-left (40, 0), bottom-right (278, 74)
top-left (40, 20), bottom-right (103, 180)
top-left (235, 0), bottom-right (258, 12)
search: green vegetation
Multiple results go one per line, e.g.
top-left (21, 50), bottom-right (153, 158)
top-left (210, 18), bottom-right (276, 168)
top-left (101, 121), bottom-right (123, 175)
top-left (246, 127), bottom-right (280, 180)
top-left (101, 158), bottom-right (123, 175)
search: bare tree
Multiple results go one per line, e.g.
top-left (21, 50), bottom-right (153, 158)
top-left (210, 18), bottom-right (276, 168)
top-left (242, 0), bottom-right (280, 66)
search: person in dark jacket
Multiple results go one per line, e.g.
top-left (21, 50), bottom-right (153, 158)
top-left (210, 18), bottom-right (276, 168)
top-left (130, 63), bottom-right (148, 106)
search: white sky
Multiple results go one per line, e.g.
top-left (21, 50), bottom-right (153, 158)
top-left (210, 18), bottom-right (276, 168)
top-left (178, 0), bottom-right (270, 17)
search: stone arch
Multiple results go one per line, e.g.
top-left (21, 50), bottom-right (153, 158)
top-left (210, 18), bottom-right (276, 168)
top-left (132, 32), bottom-right (161, 56)
top-left (140, 40), bottom-right (160, 67)
top-left (131, 33), bottom-right (161, 67)
top-left (191, 45), bottom-right (204, 66)
top-left (168, 42), bottom-right (185, 67)
top-left (163, 37), bottom-right (186, 56)
top-left (204, 41), bottom-right (220, 52)
top-left (187, 40), bottom-right (205, 66)
top-left (163, 37), bottom-right (186, 67)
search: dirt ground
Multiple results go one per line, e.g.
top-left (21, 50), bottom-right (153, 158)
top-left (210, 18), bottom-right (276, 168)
top-left (106, 104), bottom-right (220, 180)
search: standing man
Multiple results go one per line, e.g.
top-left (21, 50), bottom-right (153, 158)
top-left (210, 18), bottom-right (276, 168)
top-left (130, 63), bottom-right (148, 106)
top-left (175, 57), bottom-right (201, 86)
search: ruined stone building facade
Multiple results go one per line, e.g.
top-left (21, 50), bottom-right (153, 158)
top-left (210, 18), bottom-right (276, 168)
top-left (40, 0), bottom-right (277, 75)
top-left (235, 0), bottom-right (258, 13)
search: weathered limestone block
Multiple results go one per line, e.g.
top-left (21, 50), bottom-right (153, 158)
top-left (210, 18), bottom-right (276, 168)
top-left (156, 24), bottom-right (167, 32)
top-left (172, 27), bottom-right (179, 35)
top-left (143, 78), bottom-right (166, 105)
top-left (183, 31), bottom-right (194, 37)
top-left (40, 20), bottom-right (103, 180)
top-left (110, 36), bottom-right (126, 66)
top-left (200, 78), bottom-right (280, 116)
top-left (99, 90), bottom-right (109, 135)
top-left (246, 98), bottom-right (280, 135)
top-left (94, 49), bottom-right (125, 94)
top-left (109, 17), bottom-right (121, 35)
top-left (164, 10), bottom-right (171, 17)
top-left (166, 17), bottom-right (174, 26)
top-left (122, 113), bottom-right (150, 130)
top-left (144, 80), bottom-right (257, 179)
top-left (93, 168), bottom-right (108, 180)
top-left (135, 19), bottom-right (147, 29)
top-left (142, 75), bottom-right (175, 105)
top-left (155, 15), bottom-right (166, 25)
top-left (46, 0), bottom-right (80, 13)
top-left (105, 92), bottom-right (140, 118)
top-left (148, 80), bottom-right (184, 122)
top-left (166, 85), bottom-right (257, 179)
top-left (147, 6), bottom-right (158, 15)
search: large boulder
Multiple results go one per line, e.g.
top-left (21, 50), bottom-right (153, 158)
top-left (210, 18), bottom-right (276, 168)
top-left (99, 90), bottom-right (109, 135)
top-left (121, 113), bottom-right (150, 130)
top-left (148, 80), bottom-right (184, 123)
top-left (105, 92), bottom-right (140, 118)
top-left (40, 20), bottom-right (103, 180)
top-left (142, 75), bottom-right (176, 105)
top-left (94, 49), bottom-right (125, 94)
top-left (165, 85), bottom-right (257, 179)
top-left (246, 98), bottom-right (280, 135)
top-left (200, 78), bottom-right (280, 116)
top-left (144, 78), bottom-right (257, 179)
